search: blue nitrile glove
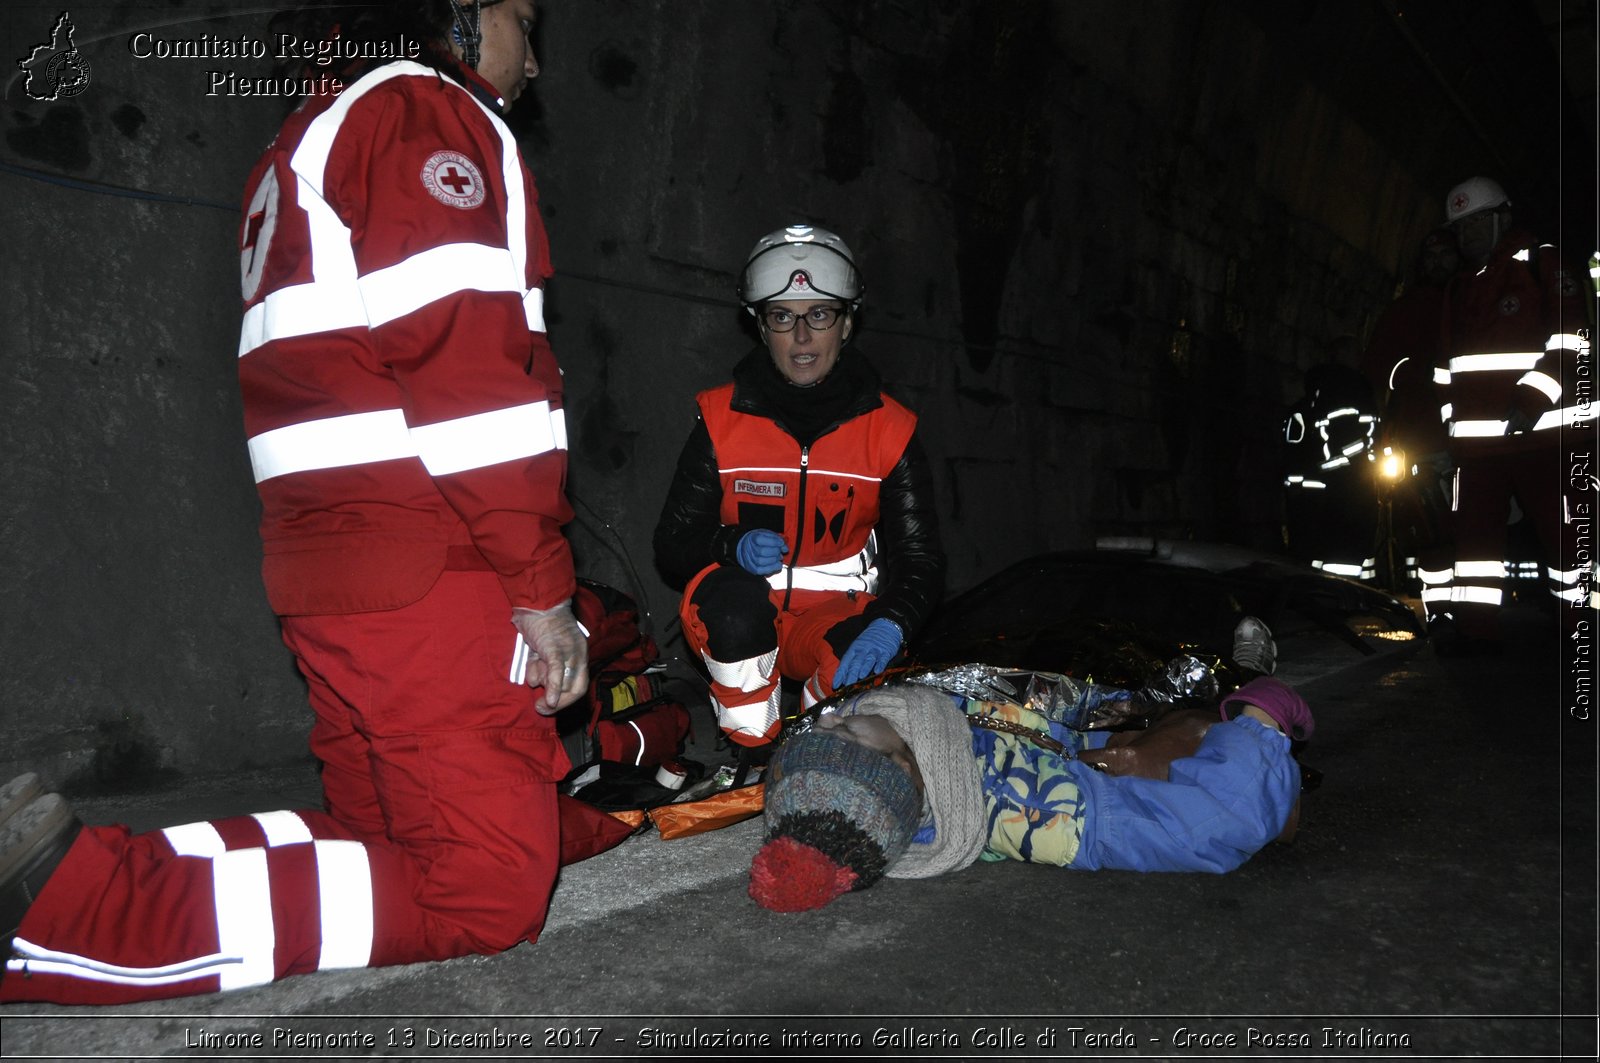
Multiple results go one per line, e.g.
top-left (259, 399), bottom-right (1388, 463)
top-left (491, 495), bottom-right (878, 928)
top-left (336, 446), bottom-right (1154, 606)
top-left (735, 529), bottom-right (789, 576)
top-left (833, 618), bottom-right (904, 689)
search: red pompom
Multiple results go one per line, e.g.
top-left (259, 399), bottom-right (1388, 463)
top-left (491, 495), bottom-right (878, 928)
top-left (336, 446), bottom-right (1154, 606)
top-left (748, 836), bottom-right (858, 912)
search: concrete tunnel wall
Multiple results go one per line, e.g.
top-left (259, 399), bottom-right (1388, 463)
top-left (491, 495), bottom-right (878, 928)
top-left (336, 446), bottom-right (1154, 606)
top-left (1, 0), bottom-right (1590, 789)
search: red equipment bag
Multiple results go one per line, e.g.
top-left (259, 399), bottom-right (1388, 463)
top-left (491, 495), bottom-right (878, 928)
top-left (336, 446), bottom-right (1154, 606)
top-left (566, 579), bottom-right (690, 773)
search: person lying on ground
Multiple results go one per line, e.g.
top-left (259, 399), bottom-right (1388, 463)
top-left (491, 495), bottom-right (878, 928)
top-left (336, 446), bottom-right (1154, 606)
top-left (747, 618), bottom-right (1310, 911)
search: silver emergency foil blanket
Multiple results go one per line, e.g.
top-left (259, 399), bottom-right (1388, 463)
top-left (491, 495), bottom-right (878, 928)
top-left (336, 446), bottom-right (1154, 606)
top-left (902, 656), bottom-right (1219, 731)
top-left (802, 654), bottom-right (1221, 735)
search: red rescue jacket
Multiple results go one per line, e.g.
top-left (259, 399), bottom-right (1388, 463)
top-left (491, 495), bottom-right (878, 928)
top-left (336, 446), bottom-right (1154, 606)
top-left (1437, 231), bottom-right (1593, 455)
top-left (237, 59), bottom-right (575, 616)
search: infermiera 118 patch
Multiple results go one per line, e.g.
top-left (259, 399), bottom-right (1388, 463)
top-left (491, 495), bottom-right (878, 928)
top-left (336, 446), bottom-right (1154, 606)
top-left (733, 479), bottom-right (786, 497)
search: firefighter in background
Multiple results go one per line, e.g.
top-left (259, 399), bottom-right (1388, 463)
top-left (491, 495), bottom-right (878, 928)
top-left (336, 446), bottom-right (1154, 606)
top-left (1281, 341), bottom-right (1382, 581)
top-left (1423, 176), bottom-right (1595, 650)
top-left (1360, 227), bottom-right (1462, 591)
top-left (2, 0), bottom-right (587, 1005)
top-left (654, 225), bottom-right (946, 748)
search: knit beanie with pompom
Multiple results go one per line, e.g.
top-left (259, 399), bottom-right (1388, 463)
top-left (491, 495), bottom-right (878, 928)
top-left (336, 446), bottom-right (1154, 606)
top-left (747, 730), bottom-right (921, 912)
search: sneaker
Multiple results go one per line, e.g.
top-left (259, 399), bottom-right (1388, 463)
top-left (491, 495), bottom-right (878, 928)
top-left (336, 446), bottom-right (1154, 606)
top-left (1232, 616), bottom-right (1278, 676)
top-left (1, 793), bottom-right (82, 953)
top-left (0, 774), bottom-right (44, 828)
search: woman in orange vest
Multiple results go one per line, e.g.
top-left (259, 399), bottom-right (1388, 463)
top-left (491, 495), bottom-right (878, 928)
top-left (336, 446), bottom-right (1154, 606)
top-left (654, 225), bottom-right (946, 748)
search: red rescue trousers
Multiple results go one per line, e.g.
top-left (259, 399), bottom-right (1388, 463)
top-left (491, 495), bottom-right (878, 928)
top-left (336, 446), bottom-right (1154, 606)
top-left (1431, 445), bottom-right (1584, 640)
top-left (2, 570), bottom-right (567, 1005)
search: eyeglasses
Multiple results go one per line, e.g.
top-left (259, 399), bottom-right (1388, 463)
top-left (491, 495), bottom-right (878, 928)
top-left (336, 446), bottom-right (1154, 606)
top-left (761, 305), bottom-right (845, 332)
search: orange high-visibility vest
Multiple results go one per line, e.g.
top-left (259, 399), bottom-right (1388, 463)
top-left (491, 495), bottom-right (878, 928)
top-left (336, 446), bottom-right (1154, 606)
top-left (697, 382), bottom-right (917, 596)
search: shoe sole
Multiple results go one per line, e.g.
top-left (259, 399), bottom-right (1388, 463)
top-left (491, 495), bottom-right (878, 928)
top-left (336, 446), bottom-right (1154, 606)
top-left (1232, 618), bottom-right (1278, 676)
top-left (0, 795), bottom-right (76, 887)
top-left (0, 774), bottom-right (44, 828)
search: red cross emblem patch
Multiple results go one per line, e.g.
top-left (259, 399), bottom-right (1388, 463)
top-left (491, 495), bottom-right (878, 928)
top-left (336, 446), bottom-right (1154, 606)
top-left (421, 151), bottom-right (486, 209)
top-left (789, 269), bottom-right (811, 291)
top-left (1451, 192), bottom-right (1470, 214)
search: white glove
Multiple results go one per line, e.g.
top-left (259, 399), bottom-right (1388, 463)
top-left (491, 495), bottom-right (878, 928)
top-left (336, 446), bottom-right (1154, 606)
top-left (511, 600), bottom-right (588, 714)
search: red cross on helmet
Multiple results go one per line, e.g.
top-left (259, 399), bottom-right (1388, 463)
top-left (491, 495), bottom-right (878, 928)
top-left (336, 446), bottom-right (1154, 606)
top-left (1444, 176), bottom-right (1510, 224)
top-left (738, 224), bottom-right (863, 311)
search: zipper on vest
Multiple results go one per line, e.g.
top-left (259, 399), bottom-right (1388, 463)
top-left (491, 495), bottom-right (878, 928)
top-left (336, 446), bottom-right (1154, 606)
top-left (784, 445), bottom-right (809, 611)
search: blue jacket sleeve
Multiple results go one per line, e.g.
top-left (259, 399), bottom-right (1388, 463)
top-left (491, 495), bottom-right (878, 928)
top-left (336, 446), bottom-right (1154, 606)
top-left (1070, 717), bottom-right (1301, 873)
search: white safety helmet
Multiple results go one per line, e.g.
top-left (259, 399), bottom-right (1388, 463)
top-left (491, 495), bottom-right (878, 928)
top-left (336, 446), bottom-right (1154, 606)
top-left (1444, 176), bottom-right (1510, 224)
top-left (738, 224), bottom-right (862, 312)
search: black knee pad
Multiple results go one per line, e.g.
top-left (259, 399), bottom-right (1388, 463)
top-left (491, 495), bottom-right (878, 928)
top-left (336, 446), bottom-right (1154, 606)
top-left (823, 612), bottom-right (872, 659)
top-left (690, 565), bottom-right (778, 662)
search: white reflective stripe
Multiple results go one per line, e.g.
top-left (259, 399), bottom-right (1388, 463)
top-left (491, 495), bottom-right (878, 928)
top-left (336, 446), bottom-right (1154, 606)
top-left (1548, 333), bottom-right (1589, 352)
top-left (163, 821), bottom-right (227, 858)
top-left (509, 631), bottom-right (529, 684)
top-left (1319, 562), bottom-right (1366, 577)
top-left (478, 79), bottom-right (530, 310)
top-left (1341, 441), bottom-right (1367, 456)
top-left (238, 180), bottom-right (367, 358)
top-left (360, 243), bottom-right (524, 327)
top-left (780, 565), bottom-right (881, 594)
top-left (1421, 587), bottom-right (1452, 604)
top-left (1450, 586), bottom-right (1503, 605)
top-left (627, 720), bottom-right (647, 766)
top-left (1418, 567), bottom-right (1452, 585)
top-left (1548, 566), bottom-right (1585, 585)
top-left (248, 409), bottom-right (414, 483)
top-left (1448, 352), bottom-right (1542, 373)
top-left (1320, 456), bottom-right (1351, 470)
top-left (1440, 402), bottom-right (1453, 423)
top-left (314, 840), bottom-right (374, 970)
top-left (410, 400), bottom-right (563, 477)
top-left (252, 810), bottom-right (313, 847)
top-left (524, 287), bottom-right (545, 332)
top-left (1450, 419), bottom-right (1510, 437)
top-left (713, 685), bottom-right (782, 739)
top-left (718, 463), bottom-right (883, 485)
top-left (212, 848), bottom-right (276, 991)
top-left (1300, 479), bottom-right (1327, 489)
top-left (1552, 583), bottom-right (1588, 604)
top-left (1284, 475), bottom-right (1304, 484)
top-left (1455, 560), bottom-right (1507, 579)
top-left (777, 549), bottom-right (877, 580)
top-left (551, 405), bottom-right (569, 451)
top-left (1533, 404), bottom-right (1599, 432)
top-left (703, 647), bottom-right (777, 694)
top-left (1434, 367), bottom-right (1452, 385)
top-left (1513, 248), bottom-right (1531, 262)
top-left (1388, 357), bottom-right (1410, 391)
top-left (8, 937), bottom-right (241, 988)
top-left (800, 675), bottom-right (825, 712)
top-left (1517, 371), bottom-right (1562, 402)
top-left (1322, 407), bottom-right (1361, 420)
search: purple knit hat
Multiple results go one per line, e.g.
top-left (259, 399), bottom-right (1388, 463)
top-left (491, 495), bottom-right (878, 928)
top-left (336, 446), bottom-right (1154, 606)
top-left (1219, 677), bottom-right (1315, 742)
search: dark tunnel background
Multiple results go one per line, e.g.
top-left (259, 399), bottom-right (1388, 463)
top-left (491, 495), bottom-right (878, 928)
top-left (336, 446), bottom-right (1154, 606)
top-left (1, 0), bottom-right (1595, 786)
